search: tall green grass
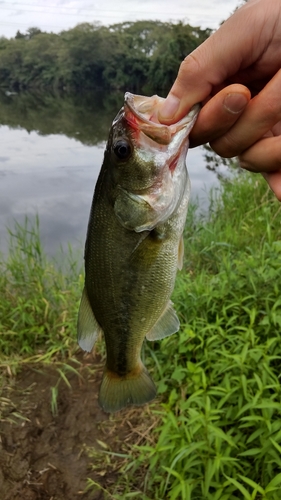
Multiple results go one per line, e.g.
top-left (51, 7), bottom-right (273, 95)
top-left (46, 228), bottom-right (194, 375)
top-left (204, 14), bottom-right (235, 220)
top-left (88, 173), bottom-right (281, 499)
top-left (0, 216), bottom-right (82, 366)
top-left (1, 172), bottom-right (281, 498)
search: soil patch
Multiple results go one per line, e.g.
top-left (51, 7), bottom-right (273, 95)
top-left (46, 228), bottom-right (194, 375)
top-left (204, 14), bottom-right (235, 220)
top-left (0, 353), bottom-right (156, 500)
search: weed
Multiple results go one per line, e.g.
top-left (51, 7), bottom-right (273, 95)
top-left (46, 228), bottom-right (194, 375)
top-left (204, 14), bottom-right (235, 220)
top-left (2, 172), bottom-right (281, 499)
top-left (87, 172), bottom-right (281, 499)
top-left (0, 216), bottom-right (82, 362)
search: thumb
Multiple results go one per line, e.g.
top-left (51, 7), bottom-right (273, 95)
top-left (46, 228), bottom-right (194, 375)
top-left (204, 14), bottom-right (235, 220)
top-left (158, 0), bottom-right (272, 124)
top-left (158, 50), bottom-right (215, 123)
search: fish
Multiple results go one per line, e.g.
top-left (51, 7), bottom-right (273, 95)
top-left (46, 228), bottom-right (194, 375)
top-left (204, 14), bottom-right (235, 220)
top-left (77, 92), bottom-right (199, 413)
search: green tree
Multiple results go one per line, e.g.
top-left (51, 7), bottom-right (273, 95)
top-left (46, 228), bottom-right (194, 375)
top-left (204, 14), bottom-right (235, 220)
top-left (148, 23), bottom-right (211, 90)
top-left (0, 21), bottom-right (211, 91)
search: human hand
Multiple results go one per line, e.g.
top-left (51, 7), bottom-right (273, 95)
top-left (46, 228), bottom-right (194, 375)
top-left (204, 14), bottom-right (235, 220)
top-left (158, 0), bottom-right (281, 200)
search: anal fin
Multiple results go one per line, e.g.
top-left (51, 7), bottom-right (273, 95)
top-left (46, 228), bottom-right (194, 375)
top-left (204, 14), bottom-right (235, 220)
top-left (77, 286), bottom-right (102, 352)
top-left (146, 300), bottom-right (180, 341)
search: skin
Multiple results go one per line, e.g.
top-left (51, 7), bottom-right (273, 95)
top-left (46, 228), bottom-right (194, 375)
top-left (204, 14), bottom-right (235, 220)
top-left (158, 0), bottom-right (281, 201)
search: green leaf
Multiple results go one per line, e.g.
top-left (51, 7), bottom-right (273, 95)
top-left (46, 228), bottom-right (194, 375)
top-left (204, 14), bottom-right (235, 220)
top-left (238, 475), bottom-right (265, 495)
top-left (238, 448), bottom-right (261, 457)
top-left (269, 438), bottom-right (281, 454)
top-left (208, 425), bottom-right (236, 447)
top-left (224, 476), bottom-right (252, 500)
top-left (57, 368), bottom-right (71, 388)
top-left (265, 473), bottom-right (281, 492)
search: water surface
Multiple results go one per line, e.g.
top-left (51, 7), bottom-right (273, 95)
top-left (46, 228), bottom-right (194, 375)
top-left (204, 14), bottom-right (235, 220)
top-left (0, 90), bottom-right (225, 256)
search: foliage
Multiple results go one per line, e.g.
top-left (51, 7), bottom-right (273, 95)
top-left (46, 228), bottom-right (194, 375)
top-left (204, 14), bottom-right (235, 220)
top-left (146, 23), bottom-right (211, 92)
top-left (0, 21), bottom-right (211, 91)
top-left (0, 216), bottom-right (82, 364)
top-left (87, 173), bottom-right (281, 498)
top-left (2, 171), bottom-right (281, 498)
top-left (0, 88), bottom-right (124, 146)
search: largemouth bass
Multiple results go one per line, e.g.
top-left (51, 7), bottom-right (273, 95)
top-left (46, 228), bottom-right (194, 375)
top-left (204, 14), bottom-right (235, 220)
top-left (78, 93), bottom-right (199, 413)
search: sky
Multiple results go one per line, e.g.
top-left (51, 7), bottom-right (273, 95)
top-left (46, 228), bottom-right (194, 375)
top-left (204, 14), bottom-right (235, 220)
top-left (0, 0), bottom-right (243, 39)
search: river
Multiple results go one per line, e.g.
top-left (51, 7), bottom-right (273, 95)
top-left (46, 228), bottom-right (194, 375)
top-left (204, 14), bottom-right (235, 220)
top-left (0, 89), bottom-right (227, 257)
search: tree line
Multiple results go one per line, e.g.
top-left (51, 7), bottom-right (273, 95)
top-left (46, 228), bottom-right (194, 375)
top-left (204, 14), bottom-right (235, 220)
top-left (0, 21), bottom-right (211, 92)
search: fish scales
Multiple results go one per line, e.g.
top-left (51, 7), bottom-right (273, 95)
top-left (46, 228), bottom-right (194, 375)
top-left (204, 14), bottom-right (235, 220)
top-left (77, 92), bottom-right (199, 413)
top-left (86, 201), bottom-right (177, 371)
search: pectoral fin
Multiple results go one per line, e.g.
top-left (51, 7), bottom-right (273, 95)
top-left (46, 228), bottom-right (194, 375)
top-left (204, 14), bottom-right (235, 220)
top-left (114, 187), bottom-right (158, 232)
top-left (77, 286), bottom-right (102, 352)
top-left (178, 235), bottom-right (184, 270)
top-left (146, 301), bottom-right (180, 341)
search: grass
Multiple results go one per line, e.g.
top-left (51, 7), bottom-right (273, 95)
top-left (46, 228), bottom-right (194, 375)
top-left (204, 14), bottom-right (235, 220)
top-left (1, 171), bottom-right (281, 498)
top-left (0, 215), bottom-right (82, 365)
top-left (87, 172), bottom-right (281, 499)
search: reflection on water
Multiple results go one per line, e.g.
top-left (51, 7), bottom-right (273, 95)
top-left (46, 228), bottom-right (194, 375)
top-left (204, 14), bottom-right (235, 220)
top-left (0, 89), bottom-right (227, 257)
top-left (0, 89), bottom-right (124, 145)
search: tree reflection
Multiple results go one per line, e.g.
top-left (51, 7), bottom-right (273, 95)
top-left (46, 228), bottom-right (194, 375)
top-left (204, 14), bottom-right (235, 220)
top-left (0, 89), bottom-right (124, 146)
top-left (0, 89), bottom-right (238, 180)
top-left (202, 143), bottom-right (238, 180)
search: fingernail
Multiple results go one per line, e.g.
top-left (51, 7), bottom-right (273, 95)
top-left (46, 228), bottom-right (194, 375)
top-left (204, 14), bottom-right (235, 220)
top-left (159, 94), bottom-right (180, 120)
top-left (224, 93), bottom-right (248, 114)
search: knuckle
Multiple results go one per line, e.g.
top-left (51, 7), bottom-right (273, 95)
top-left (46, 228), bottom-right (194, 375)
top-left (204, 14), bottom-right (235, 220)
top-left (261, 101), bottom-right (281, 128)
top-left (239, 159), bottom-right (258, 173)
top-left (176, 54), bottom-right (202, 85)
top-left (210, 132), bottom-right (243, 158)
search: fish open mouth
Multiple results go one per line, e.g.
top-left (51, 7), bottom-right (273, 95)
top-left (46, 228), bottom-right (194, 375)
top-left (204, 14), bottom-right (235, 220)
top-left (124, 92), bottom-right (199, 146)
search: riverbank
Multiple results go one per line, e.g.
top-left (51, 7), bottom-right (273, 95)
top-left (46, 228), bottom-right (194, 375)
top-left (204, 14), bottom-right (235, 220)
top-left (1, 171), bottom-right (281, 499)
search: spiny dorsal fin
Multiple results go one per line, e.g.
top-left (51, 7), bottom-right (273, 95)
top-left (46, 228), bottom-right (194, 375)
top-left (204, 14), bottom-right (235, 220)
top-left (77, 286), bottom-right (102, 352)
top-left (146, 301), bottom-right (180, 341)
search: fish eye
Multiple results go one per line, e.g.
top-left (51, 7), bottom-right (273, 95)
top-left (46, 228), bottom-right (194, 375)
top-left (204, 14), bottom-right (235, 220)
top-left (113, 140), bottom-right (132, 160)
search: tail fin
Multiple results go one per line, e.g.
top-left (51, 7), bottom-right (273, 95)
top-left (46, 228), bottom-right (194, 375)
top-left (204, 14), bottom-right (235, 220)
top-left (98, 364), bottom-right (157, 413)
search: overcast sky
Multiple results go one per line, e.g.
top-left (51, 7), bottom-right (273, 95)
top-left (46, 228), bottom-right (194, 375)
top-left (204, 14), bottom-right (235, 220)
top-left (0, 0), bottom-right (243, 38)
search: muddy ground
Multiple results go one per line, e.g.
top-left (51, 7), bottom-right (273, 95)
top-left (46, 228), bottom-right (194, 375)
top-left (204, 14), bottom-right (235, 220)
top-left (0, 353), bottom-right (157, 500)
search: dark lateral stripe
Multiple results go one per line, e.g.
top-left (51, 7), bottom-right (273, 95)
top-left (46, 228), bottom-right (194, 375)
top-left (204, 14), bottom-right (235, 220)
top-left (116, 327), bottom-right (129, 376)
